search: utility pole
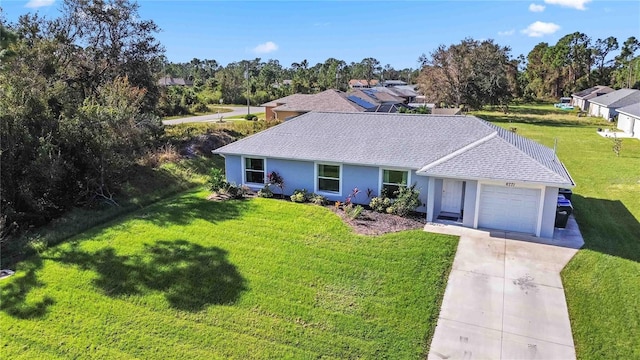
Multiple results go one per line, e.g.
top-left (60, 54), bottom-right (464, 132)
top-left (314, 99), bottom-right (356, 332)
top-left (245, 62), bottom-right (250, 115)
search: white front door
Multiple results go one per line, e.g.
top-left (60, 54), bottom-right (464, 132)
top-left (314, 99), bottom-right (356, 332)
top-left (441, 180), bottom-right (464, 214)
top-left (477, 185), bottom-right (540, 234)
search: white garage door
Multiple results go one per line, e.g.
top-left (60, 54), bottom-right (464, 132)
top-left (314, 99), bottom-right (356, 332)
top-left (617, 114), bottom-right (634, 134)
top-left (478, 185), bottom-right (541, 234)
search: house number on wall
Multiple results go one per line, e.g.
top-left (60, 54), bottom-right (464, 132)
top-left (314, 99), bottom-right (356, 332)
top-left (505, 182), bottom-right (516, 187)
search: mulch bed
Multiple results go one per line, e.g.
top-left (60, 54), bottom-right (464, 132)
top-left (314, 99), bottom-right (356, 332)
top-left (330, 207), bottom-right (426, 236)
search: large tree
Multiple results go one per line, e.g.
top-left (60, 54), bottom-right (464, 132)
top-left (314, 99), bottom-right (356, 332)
top-left (0, 0), bottom-right (163, 231)
top-left (417, 38), bottom-right (512, 109)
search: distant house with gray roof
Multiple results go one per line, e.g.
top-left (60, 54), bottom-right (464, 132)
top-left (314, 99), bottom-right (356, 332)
top-left (571, 85), bottom-right (614, 111)
top-left (616, 103), bottom-right (640, 139)
top-left (588, 89), bottom-right (640, 120)
top-left (214, 112), bottom-right (574, 238)
top-left (261, 89), bottom-right (367, 120)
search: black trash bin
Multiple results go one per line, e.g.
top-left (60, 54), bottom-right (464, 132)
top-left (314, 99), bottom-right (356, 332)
top-left (555, 196), bottom-right (573, 228)
top-left (559, 188), bottom-right (573, 201)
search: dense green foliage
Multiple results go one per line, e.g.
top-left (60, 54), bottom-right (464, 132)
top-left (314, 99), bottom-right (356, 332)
top-left (0, 0), bottom-right (163, 232)
top-left (473, 104), bottom-right (640, 360)
top-left (0, 194), bottom-right (458, 358)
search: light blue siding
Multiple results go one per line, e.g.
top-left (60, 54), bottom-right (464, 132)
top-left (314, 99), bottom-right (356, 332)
top-left (342, 165), bottom-right (379, 205)
top-left (541, 187), bottom-right (559, 238)
top-left (267, 159), bottom-right (314, 195)
top-left (224, 155), bottom-right (243, 184)
top-left (411, 171), bottom-right (429, 213)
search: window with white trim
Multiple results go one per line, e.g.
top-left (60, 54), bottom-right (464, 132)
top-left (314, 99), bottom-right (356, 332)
top-left (317, 164), bottom-right (340, 193)
top-left (244, 157), bottom-right (265, 184)
top-left (382, 169), bottom-right (408, 197)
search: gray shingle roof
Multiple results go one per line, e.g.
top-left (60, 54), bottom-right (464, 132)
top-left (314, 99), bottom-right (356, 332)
top-left (263, 90), bottom-right (366, 112)
top-left (214, 112), bottom-right (574, 186)
top-left (617, 103), bottom-right (640, 118)
top-left (572, 85), bottom-right (614, 99)
top-left (589, 89), bottom-right (640, 108)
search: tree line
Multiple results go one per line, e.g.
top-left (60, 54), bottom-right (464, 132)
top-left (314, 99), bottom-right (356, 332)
top-left (1, 0), bottom-right (639, 237)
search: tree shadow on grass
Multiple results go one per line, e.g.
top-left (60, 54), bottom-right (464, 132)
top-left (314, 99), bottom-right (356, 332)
top-left (475, 112), bottom-right (591, 128)
top-left (572, 195), bottom-right (640, 263)
top-left (133, 194), bottom-right (255, 227)
top-left (45, 240), bottom-right (246, 311)
top-left (0, 257), bottom-right (55, 319)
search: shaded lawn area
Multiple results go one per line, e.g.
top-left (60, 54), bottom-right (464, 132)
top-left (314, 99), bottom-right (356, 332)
top-left (0, 192), bottom-right (458, 359)
top-left (475, 104), bottom-right (640, 360)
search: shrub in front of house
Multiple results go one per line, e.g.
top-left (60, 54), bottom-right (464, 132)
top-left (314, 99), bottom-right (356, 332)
top-left (290, 189), bottom-right (309, 203)
top-left (208, 168), bottom-right (227, 192)
top-left (344, 204), bottom-right (364, 220)
top-left (257, 184), bottom-right (273, 198)
top-left (309, 194), bottom-right (326, 206)
top-left (369, 185), bottom-right (421, 217)
top-left (370, 196), bottom-right (392, 213)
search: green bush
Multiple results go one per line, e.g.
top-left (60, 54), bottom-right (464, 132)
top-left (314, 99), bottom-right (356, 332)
top-left (244, 113), bottom-right (258, 121)
top-left (309, 193), bottom-right (326, 206)
top-left (370, 196), bottom-right (392, 212)
top-left (257, 184), bottom-right (273, 198)
top-left (190, 102), bottom-right (209, 113)
top-left (290, 189), bottom-right (309, 203)
top-left (344, 204), bottom-right (364, 220)
top-left (390, 185), bottom-right (421, 216)
top-left (220, 183), bottom-right (249, 199)
top-left (208, 168), bottom-right (227, 192)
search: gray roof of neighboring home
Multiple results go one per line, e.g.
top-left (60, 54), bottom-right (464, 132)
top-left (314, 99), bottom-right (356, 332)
top-left (214, 112), bottom-right (574, 186)
top-left (589, 89), bottom-right (640, 108)
top-left (617, 103), bottom-right (640, 118)
top-left (572, 85), bottom-right (614, 100)
top-left (262, 89), bottom-right (366, 112)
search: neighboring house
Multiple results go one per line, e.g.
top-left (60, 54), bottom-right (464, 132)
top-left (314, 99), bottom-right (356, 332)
top-left (214, 112), bottom-right (574, 238)
top-left (261, 89), bottom-right (367, 120)
top-left (571, 85), bottom-right (614, 111)
top-left (375, 85), bottom-right (419, 103)
top-left (158, 76), bottom-right (193, 86)
top-left (348, 79), bottom-right (380, 88)
top-left (382, 80), bottom-right (407, 87)
top-left (350, 88), bottom-right (405, 105)
top-left (588, 89), bottom-right (640, 120)
top-left (616, 103), bottom-right (640, 139)
top-left (364, 103), bottom-right (413, 113)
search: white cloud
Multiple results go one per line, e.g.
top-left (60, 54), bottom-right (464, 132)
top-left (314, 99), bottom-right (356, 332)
top-left (529, 3), bottom-right (546, 12)
top-left (521, 21), bottom-right (561, 37)
top-left (498, 29), bottom-right (515, 36)
top-left (252, 41), bottom-right (278, 54)
top-left (25, 0), bottom-right (55, 8)
top-left (544, 0), bottom-right (591, 10)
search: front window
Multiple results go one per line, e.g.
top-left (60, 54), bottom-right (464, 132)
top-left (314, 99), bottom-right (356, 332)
top-left (382, 169), bottom-right (408, 197)
top-left (245, 158), bottom-right (265, 184)
top-left (317, 164), bottom-right (340, 193)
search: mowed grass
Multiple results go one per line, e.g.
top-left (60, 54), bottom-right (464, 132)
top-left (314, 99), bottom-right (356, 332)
top-left (1, 192), bottom-right (458, 359)
top-left (475, 104), bottom-right (640, 359)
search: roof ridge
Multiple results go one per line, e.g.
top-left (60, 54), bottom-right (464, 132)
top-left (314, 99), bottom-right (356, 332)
top-left (492, 125), bottom-right (571, 184)
top-left (418, 132), bottom-right (497, 173)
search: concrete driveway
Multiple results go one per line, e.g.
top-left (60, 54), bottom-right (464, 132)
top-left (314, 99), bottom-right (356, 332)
top-left (426, 225), bottom-right (580, 359)
top-left (163, 106), bottom-right (265, 125)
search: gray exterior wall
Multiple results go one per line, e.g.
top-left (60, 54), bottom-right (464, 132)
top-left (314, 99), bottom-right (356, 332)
top-left (540, 187), bottom-right (560, 238)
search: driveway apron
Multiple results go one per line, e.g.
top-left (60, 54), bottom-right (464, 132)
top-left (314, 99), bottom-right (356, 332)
top-left (428, 230), bottom-right (579, 360)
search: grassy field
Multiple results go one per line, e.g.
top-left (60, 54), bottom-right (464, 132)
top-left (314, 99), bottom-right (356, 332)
top-left (0, 193), bottom-right (458, 359)
top-left (474, 104), bottom-right (640, 360)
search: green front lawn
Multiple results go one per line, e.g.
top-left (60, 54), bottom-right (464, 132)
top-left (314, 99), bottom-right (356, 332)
top-left (1, 193), bottom-right (457, 358)
top-left (475, 104), bottom-right (640, 360)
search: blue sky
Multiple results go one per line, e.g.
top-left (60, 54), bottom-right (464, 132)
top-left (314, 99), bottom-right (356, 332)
top-left (2, 0), bottom-right (639, 69)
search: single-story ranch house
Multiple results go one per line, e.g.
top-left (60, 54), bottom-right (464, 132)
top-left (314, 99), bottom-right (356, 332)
top-left (588, 88), bottom-right (640, 120)
top-left (616, 103), bottom-right (640, 139)
top-left (214, 112), bottom-right (575, 238)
